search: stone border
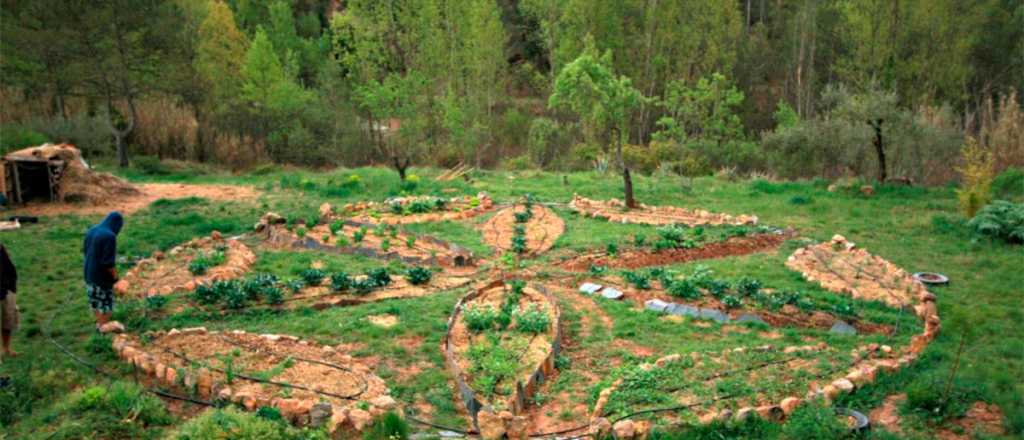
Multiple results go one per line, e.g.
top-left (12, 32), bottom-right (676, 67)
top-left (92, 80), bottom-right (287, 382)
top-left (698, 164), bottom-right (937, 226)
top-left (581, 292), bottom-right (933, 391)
top-left (442, 280), bottom-right (563, 438)
top-left (568, 194), bottom-right (757, 226)
top-left (114, 232), bottom-right (257, 297)
top-left (111, 328), bottom-right (398, 434)
top-left (585, 235), bottom-right (940, 439)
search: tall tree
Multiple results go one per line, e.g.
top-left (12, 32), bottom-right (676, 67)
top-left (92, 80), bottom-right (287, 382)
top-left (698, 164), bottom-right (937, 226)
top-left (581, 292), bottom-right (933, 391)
top-left (240, 27), bottom-right (312, 160)
top-left (550, 49), bottom-right (644, 208)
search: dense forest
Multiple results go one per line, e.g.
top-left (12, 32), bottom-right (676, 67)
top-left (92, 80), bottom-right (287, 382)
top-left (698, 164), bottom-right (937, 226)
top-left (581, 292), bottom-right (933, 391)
top-left (1, 0), bottom-right (1022, 185)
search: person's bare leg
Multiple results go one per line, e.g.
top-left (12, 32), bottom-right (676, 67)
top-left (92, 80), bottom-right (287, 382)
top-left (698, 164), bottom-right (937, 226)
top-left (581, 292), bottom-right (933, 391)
top-left (1, 330), bottom-right (14, 357)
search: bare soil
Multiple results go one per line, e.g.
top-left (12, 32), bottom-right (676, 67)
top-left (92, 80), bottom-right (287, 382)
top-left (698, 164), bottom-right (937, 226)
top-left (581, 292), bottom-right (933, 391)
top-left (480, 204), bottom-right (565, 255)
top-left (560, 233), bottom-right (789, 271)
top-left (939, 401), bottom-right (1006, 440)
top-left (568, 195), bottom-right (758, 226)
top-left (12, 183), bottom-right (260, 216)
top-left (870, 393), bottom-right (906, 434)
top-left (116, 236), bottom-right (256, 298)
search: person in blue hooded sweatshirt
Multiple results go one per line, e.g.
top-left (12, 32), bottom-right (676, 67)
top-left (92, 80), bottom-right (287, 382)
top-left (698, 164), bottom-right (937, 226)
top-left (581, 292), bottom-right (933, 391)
top-left (83, 212), bottom-right (123, 330)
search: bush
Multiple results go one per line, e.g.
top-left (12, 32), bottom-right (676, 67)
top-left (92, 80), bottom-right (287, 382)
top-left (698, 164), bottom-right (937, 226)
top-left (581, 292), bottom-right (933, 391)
top-left (0, 124), bottom-right (47, 153)
top-left (463, 305), bottom-right (498, 332)
top-left (405, 267), bottom-right (432, 285)
top-left (169, 407), bottom-right (324, 440)
top-left (299, 269), bottom-right (326, 286)
top-left (366, 268), bottom-right (391, 287)
top-left (957, 136), bottom-right (995, 218)
top-left (133, 156), bottom-right (172, 175)
top-left (623, 271), bottom-right (651, 290)
top-left (667, 279), bottom-right (701, 300)
top-left (330, 272), bottom-right (352, 291)
top-left (363, 411), bottom-right (409, 440)
top-left (527, 117), bottom-right (561, 167)
top-left (904, 371), bottom-right (980, 422)
top-left (992, 167), bottom-right (1024, 201)
top-left (967, 200), bottom-right (1024, 244)
top-left (513, 304), bottom-right (551, 333)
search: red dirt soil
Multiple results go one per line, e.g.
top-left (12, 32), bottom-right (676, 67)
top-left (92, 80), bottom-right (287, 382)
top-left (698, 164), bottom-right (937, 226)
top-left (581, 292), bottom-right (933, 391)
top-left (480, 204), bottom-right (565, 255)
top-left (561, 233), bottom-right (789, 271)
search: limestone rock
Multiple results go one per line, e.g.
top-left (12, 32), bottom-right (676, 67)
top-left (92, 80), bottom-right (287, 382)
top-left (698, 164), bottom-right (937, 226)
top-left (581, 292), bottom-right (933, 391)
top-left (612, 419), bottom-right (635, 439)
top-left (348, 408), bottom-right (372, 431)
top-left (780, 397), bottom-right (801, 415)
top-left (477, 410), bottom-right (506, 440)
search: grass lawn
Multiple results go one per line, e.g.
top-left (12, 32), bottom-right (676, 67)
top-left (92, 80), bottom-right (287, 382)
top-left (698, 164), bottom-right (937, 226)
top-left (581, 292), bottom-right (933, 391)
top-left (0, 164), bottom-right (1020, 439)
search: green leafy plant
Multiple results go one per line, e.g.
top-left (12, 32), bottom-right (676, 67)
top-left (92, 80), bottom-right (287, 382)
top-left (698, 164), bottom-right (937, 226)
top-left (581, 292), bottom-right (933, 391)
top-left (667, 279), bottom-right (701, 300)
top-left (144, 295), bottom-right (168, 311)
top-left (514, 210), bottom-right (532, 223)
top-left (463, 305), bottom-right (498, 332)
top-left (622, 270), bottom-right (651, 290)
top-left (329, 220), bottom-right (343, 235)
top-left (734, 277), bottom-right (762, 297)
top-left (299, 268), bottom-right (326, 286)
top-left (330, 272), bottom-right (352, 291)
top-left (513, 304), bottom-right (551, 333)
top-left (605, 242), bottom-right (618, 256)
top-left (405, 267), bottom-right (432, 285)
top-left (405, 235), bottom-right (416, 248)
top-left (633, 233), bottom-right (646, 247)
top-left (353, 227), bottom-right (366, 243)
top-left (722, 295), bottom-right (742, 309)
top-left (381, 238), bottom-right (391, 252)
top-left (263, 286), bottom-right (284, 305)
top-left (588, 264), bottom-right (607, 276)
top-left (295, 226), bottom-right (307, 239)
top-left (366, 268), bottom-right (391, 287)
top-left (967, 200), bottom-right (1024, 244)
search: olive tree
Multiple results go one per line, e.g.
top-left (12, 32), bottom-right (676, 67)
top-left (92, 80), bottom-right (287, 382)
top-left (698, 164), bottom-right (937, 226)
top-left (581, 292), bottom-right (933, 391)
top-left (549, 51), bottom-right (644, 208)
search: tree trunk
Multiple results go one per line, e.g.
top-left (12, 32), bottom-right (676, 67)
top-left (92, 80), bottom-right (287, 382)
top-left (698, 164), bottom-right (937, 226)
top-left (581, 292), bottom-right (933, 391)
top-left (392, 156), bottom-right (410, 182)
top-left (115, 132), bottom-right (128, 167)
top-left (614, 128), bottom-right (637, 209)
top-left (870, 118), bottom-right (887, 182)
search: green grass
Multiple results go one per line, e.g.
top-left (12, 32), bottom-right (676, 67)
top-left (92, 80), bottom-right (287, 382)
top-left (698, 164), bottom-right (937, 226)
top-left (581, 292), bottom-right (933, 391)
top-left (1, 165), bottom-right (1020, 438)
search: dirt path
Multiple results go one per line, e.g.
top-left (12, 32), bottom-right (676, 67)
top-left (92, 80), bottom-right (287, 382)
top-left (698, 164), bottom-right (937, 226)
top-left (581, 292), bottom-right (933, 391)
top-left (11, 183), bottom-right (260, 216)
top-left (480, 204), bottom-right (564, 255)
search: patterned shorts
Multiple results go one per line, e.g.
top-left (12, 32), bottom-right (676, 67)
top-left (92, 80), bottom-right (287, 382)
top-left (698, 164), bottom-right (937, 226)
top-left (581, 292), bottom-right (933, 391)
top-left (86, 284), bottom-right (115, 314)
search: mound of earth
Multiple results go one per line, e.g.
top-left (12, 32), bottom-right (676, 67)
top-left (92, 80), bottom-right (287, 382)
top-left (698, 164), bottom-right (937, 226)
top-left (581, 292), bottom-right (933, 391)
top-left (277, 272), bottom-right (474, 311)
top-left (114, 232), bottom-right (256, 297)
top-left (3, 144), bottom-right (139, 202)
top-left (12, 182), bottom-right (261, 216)
top-left (569, 194), bottom-right (757, 226)
top-left (561, 233), bottom-right (788, 271)
top-left (480, 204), bottom-right (564, 255)
top-left (256, 213), bottom-right (476, 272)
top-left (786, 235), bottom-right (925, 308)
top-left (339, 193), bottom-right (494, 225)
top-left (444, 280), bottom-right (562, 438)
top-left (112, 328), bottom-right (395, 433)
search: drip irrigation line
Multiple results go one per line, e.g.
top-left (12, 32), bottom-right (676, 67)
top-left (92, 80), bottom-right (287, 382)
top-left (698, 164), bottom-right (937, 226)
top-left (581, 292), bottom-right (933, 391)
top-left (152, 343), bottom-right (365, 401)
top-left (43, 287), bottom-right (215, 408)
top-left (212, 332), bottom-right (370, 397)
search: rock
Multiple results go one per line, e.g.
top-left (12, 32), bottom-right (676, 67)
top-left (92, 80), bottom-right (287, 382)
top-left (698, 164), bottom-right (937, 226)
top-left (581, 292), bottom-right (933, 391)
top-left (579, 283), bottom-right (603, 294)
top-left (589, 418), bottom-right (612, 437)
top-left (319, 203), bottom-right (333, 218)
top-left (113, 280), bottom-right (130, 294)
top-left (780, 397), bottom-right (801, 415)
top-left (601, 287), bottom-right (624, 300)
top-left (644, 299), bottom-right (670, 313)
top-left (217, 386), bottom-right (233, 401)
top-left (832, 378), bottom-right (855, 394)
top-left (348, 408), bottom-right (372, 431)
top-left (261, 334), bottom-right (281, 341)
top-left (99, 321), bottom-right (125, 334)
top-left (309, 402), bottom-right (333, 427)
top-left (860, 185), bottom-right (874, 197)
top-left (164, 367), bottom-right (178, 385)
top-left (612, 419), bottom-right (635, 439)
top-left (757, 405), bottom-right (784, 421)
top-left (477, 410), bottom-right (506, 440)
top-left (699, 308), bottom-right (730, 323)
top-left (211, 230), bottom-right (222, 240)
top-left (634, 420), bottom-right (651, 440)
top-left (370, 395), bottom-right (398, 410)
top-left (506, 416), bottom-right (529, 440)
top-left (655, 354), bottom-right (681, 367)
top-left (735, 407), bottom-right (755, 420)
top-left (830, 320), bottom-right (857, 336)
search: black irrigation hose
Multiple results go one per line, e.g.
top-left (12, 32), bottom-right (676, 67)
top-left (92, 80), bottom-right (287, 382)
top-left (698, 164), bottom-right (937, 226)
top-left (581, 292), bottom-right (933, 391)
top-left (43, 288), bottom-right (216, 408)
top-left (211, 332), bottom-right (370, 399)
top-left (153, 343), bottom-right (365, 401)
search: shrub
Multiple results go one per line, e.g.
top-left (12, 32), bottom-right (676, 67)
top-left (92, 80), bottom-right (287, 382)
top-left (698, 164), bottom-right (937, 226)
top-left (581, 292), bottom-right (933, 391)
top-left (514, 304), bottom-right (551, 333)
top-left (667, 279), bottom-right (701, 300)
top-left (623, 271), bottom-right (651, 290)
top-left (992, 167), bottom-right (1024, 201)
top-left (329, 221), bottom-right (343, 235)
top-left (224, 286), bottom-right (248, 309)
top-left (330, 272), bottom-right (352, 291)
top-left (734, 277), bottom-right (762, 297)
top-left (405, 235), bottom-right (416, 248)
top-left (380, 238), bottom-right (391, 252)
top-left (0, 124), bottom-right (47, 153)
top-left (295, 226), bottom-right (307, 239)
top-left (633, 234), bottom-right (646, 247)
top-left (967, 200), bottom-right (1024, 244)
top-left (299, 269), bottom-right (326, 286)
top-left (351, 278), bottom-right (378, 295)
top-left (527, 117), bottom-right (561, 167)
top-left (463, 305), bottom-right (498, 332)
top-left (832, 301), bottom-right (857, 318)
top-left (405, 267), bottom-right (432, 285)
top-left (353, 227), bottom-right (366, 243)
top-left (366, 268), bottom-right (391, 287)
top-left (169, 407), bottom-right (315, 440)
top-left (722, 295), bottom-right (742, 309)
top-left (605, 242), bottom-right (618, 256)
top-left (511, 234), bottom-right (527, 254)
top-left (904, 371), bottom-right (980, 422)
top-left (264, 286), bottom-right (284, 305)
top-left (364, 411), bottom-right (410, 440)
top-left (956, 136), bottom-right (995, 218)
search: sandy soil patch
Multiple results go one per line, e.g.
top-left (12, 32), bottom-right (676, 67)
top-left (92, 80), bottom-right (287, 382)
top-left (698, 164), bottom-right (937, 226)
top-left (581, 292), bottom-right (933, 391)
top-left (480, 204), bottom-right (565, 255)
top-left (561, 233), bottom-right (789, 271)
top-left (367, 314), bottom-right (399, 328)
top-left (568, 194), bottom-right (757, 226)
top-left (12, 183), bottom-right (260, 216)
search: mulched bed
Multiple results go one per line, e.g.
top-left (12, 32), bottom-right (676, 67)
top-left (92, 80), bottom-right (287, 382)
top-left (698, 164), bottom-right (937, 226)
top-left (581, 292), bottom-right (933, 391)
top-left (115, 233), bottom-right (256, 298)
top-left (480, 204), bottom-right (565, 255)
top-left (339, 193), bottom-right (495, 225)
top-left (561, 233), bottom-right (789, 271)
top-left (568, 195), bottom-right (758, 226)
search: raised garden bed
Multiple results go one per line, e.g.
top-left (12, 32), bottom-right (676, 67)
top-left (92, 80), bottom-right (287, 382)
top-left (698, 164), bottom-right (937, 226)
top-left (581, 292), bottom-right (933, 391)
top-left (111, 328), bottom-right (395, 434)
top-left (256, 214), bottom-right (476, 272)
top-left (443, 279), bottom-right (562, 438)
top-left (480, 201), bottom-right (564, 256)
top-left (337, 193), bottom-right (495, 225)
top-left (568, 194), bottom-right (758, 226)
top-left (114, 232), bottom-right (256, 298)
top-left (561, 229), bottom-right (789, 271)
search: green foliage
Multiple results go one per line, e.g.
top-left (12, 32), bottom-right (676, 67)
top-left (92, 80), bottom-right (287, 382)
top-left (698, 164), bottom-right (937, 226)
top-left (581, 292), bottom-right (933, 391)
top-left (330, 272), bottom-right (352, 292)
top-left (67, 382), bottom-right (173, 433)
top-left (722, 295), bottom-right (742, 309)
top-left (527, 117), bottom-right (562, 167)
top-left (513, 304), bottom-right (551, 333)
top-left (992, 167), bottom-right (1024, 201)
top-left (144, 295), bottom-right (168, 312)
top-left (353, 227), bottom-right (366, 243)
top-left (466, 335), bottom-right (519, 398)
top-left (463, 305), bottom-right (499, 333)
top-left (666, 278), bottom-right (701, 300)
top-left (366, 268), bottom-right (392, 288)
top-left (405, 267), bottom-right (432, 286)
top-left (0, 125), bottom-right (47, 153)
top-left (299, 268), bottom-right (326, 286)
top-left (654, 73), bottom-right (752, 169)
top-left (605, 242), bottom-right (618, 256)
top-left (170, 407), bottom-right (325, 440)
top-left (957, 136), bottom-right (995, 218)
top-left (967, 201), bottom-right (1024, 244)
top-left (904, 371), bottom-right (980, 422)
top-left (622, 270), bottom-right (651, 290)
top-left (734, 277), bottom-right (762, 297)
top-left (363, 411), bottom-right (409, 440)
top-left (780, 401), bottom-right (848, 440)
top-left (188, 249), bottom-right (226, 275)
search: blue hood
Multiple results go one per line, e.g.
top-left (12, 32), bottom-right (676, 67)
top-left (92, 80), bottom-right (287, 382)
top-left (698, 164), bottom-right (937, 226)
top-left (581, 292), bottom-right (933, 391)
top-left (100, 211), bottom-right (123, 235)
